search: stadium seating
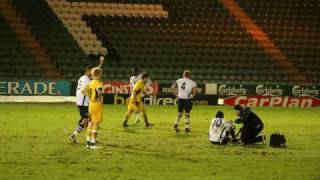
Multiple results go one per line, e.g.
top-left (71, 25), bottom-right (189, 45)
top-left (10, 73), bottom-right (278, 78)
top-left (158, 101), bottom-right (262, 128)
top-left (236, 0), bottom-right (320, 83)
top-left (80, 0), bottom-right (288, 83)
top-left (0, 15), bottom-right (42, 79)
top-left (11, 0), bottom-right (92, 81)
top-left (5, 0), bottom-right (318, 84)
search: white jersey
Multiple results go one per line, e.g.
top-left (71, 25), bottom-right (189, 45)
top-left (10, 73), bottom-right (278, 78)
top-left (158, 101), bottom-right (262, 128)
top-left (209, 118), bottom-right (234, 143)
top-left (76, 75), bottom-right (91, 106)
top-left (130, 75), bottom-right (141, 90)
top-left (175, 78), bottom-right (197, 99)
top-left (130, 74), bottom-right (153, 95)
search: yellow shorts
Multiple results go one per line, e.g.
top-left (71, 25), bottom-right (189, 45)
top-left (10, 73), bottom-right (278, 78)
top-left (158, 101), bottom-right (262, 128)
top-left (89, 108), bottom-right (103, 123)
top-left (128, 100), bottom-right (145, 111)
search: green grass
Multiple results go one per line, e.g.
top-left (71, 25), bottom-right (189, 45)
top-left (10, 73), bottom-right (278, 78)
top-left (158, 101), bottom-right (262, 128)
top-left (0, 103), bottom-right (319, 180)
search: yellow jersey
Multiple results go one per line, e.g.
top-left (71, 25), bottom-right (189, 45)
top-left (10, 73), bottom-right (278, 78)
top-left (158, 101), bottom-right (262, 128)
top-left (86, 79), bottom-right (104, 110)
top-left (130, 79), bottom-right (144, 102)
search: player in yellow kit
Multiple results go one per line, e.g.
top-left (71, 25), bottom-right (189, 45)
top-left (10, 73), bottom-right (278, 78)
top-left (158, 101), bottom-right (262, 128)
top-left (123, 73), bottom-right (154, 128)
top-left (68, 56), bottom-right (104, 144)
top-left (83, 67), bottom-right (104, 149)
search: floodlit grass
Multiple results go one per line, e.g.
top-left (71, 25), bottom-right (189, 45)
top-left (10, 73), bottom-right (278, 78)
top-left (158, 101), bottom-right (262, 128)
top-left (0, 103), bottom-right (319, 180)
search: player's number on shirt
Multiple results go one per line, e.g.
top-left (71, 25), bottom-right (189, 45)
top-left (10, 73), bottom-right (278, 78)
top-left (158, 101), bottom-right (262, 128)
top-left (213, 119), bottom-right (222, 128)
top-left (94, 87), bottom-right (103, 101)
top-left (77, 80), bottom-right (82, 91)
top-left (180, 82), bottom-right (186, 91)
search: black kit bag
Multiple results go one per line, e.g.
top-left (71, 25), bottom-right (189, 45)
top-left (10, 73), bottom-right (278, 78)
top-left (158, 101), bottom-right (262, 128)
top-left (270, 132), bottom-right (286, 147)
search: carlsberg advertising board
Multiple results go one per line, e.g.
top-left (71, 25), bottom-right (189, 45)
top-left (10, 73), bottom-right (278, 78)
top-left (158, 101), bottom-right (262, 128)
top-left (218, 84), bottom-right (320, 97)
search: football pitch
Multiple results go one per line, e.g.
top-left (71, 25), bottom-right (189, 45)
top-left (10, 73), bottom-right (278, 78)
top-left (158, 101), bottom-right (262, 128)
top-left (0, 103), bottom-right (319, 180)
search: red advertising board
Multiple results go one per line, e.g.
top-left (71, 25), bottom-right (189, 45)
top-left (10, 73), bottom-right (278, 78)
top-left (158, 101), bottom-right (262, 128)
top-left (103, 81), bottom-right (159, 95)
top-left (224, 96), bottom-right (320, 108)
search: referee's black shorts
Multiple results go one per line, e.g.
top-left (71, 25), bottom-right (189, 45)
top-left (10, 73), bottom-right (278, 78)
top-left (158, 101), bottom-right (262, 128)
top-left (78, 106), bottom-right (89, 118)
top-left (177, 98), bottom-right (192, 113)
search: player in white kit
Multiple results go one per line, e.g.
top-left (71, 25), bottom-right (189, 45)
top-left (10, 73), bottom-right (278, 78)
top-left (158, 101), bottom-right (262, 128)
top-left (171, 70), bottom-right (197, 133)
top-left (69, 57), bottom-right (104, 143)
top-left (209, 111), bottom-right (237, 145)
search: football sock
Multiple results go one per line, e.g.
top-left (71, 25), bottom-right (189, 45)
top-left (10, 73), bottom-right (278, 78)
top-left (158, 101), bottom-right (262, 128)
top-left (135, 112), bottom-right (140, 121)
top-left (86, 136), bottom-right (91, 146)
top-left (91, 123), bottom-right (98, 140)
top-left (124, 113), bottom-right (132, 124)
top-left (229, 128), bottom-right (237, 140)
top-left (185, 113), bottom-right (190, 128)
top-left (123, 120), bottom-right (128, 126)
top-left (73, 124), bottom-right (84, 136)
top-left (143, 114), bottom-right (149, 125)
top-left (175, 113), bottom-right (182, 125)
top-left (78, 117), bottom-right (85, 124)
top-left (123, 112), bottom-right (131, 126)
top-left (86, 122), bottom-right (93, 145)
top-left (255, 136), bottom-right (263, 143)
top-left (90, 141), bottom-right (96, 146)
top-left (90, 138), bottom-right (96, 146)
top-left (90, 122), bottom-right (98, 146)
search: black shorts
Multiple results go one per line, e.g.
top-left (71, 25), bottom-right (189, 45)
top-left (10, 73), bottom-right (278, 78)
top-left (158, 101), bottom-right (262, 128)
top-left (177, 99), bottom-right (192, 113)
top-left (78, 106), bottom-right (88, 118)
top-left (240, 124), bottom-right (264, 144)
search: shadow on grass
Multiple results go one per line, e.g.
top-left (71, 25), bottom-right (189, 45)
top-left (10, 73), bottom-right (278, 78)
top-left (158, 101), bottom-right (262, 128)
top-left (122, 123), bottom-right (155, 134)
top-left (174, 133), bottom-right (194, 138)
top-left (241, 144), bottom-right (295, 151)
top-left (240, 144), bottom-right (268, 149)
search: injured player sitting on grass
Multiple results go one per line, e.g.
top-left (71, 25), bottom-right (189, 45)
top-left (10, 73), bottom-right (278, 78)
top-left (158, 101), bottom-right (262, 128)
top-left (209, 111), bottom-right (237, 145)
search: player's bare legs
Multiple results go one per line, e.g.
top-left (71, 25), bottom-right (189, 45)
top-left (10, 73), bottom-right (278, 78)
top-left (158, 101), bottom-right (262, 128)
top-left (86, 121), bottom-right (93, 147)
top-left (86, 121), bottom-right (101, 149)
top-left (134, 110), bottom-right (141, 123)
top-left (69, 118), bottom-right (88, 143)
top-left (123, 106), bottom-right (153, 128)
top-left (141, 109), bottom-right (153, 128)
top-left (90, 122), bottom-right (100, 149)
top-left (174, 112), bottom-right (183, 132)
top-left (229, 128), bottom-right (238, 143)
top-left (123, 109), bottom-right (134, 127)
